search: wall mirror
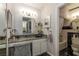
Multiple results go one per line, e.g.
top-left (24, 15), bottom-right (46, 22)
top-left (22, 17), bottom-right (31, 33)
top-left (7, 10), bottom-right (12, 29)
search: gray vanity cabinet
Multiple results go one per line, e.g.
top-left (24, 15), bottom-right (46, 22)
top-left (32, 39), bottom-right (41, 56)
top-left (32, 39), bottom-right (47, 56)
top-left (40, 39), bottom-right (47, 54)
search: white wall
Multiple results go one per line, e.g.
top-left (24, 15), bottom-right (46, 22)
top-left (40, 4), bottom-right (54, 55)
top-left (7, 3), bottom-right (41, 35)
top-left (0, 3), bottom-right (6, 36)
top-left (40, 4), bottom-right (52, 35)
top-left (50, 3), bottom-right (65, 56)
top-left (6, 3), bottom-right (52, 35)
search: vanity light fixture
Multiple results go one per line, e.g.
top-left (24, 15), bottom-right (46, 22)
top-left (19, 7), bottom-right (38, 18)
top-left (71, 11), bottom-right (79, 17)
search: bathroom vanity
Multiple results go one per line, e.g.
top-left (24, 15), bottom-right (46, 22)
top-left (0, 35), bottom-right (47, 56)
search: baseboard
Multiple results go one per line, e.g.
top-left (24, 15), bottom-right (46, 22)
top-left (47, 52), bottom-right (54, 56)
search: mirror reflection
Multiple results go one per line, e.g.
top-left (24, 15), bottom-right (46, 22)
top-left (23, 17), bottom-right (31, 33)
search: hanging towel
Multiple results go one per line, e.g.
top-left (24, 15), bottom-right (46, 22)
top-left (48, 30), bottom-right (53, 43)
top-left (14, 43), bottom-right (31, 56)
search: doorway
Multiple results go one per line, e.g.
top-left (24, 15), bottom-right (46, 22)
top-left (59, 3), bottom-right (79, 56)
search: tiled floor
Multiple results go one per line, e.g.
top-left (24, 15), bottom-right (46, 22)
top-left (59, 48), bottom-right (76, 56)
top-left (59, 48), bottom-right (68, 56)
top-left (38, 52), bottom-right (50, 56)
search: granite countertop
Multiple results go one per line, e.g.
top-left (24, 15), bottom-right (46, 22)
top-left (0, 35), bottom-right (6, 38)
top-left (0, 34), bottom-right (47, 45)
top-left (13, 34), bottom-right (47, 37)
top-left (0, 33), bottom-right (47, 37)
top-left (0, 35), bottom-right (47, 49)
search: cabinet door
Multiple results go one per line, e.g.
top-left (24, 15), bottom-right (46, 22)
top-left (32, 40), bottom-right (41, 56)
top-left (40, 39), bottom-right (47, 54)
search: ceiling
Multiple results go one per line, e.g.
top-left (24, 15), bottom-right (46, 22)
top-left (25, 3), bottom-right (45, 10)
top-left (60, 3), bottom-right (79, 20)
top-left (23, 3), bottom-right (53, 10)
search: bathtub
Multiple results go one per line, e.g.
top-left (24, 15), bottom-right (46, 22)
top-left (59, 40), bottom-right (67, 51)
